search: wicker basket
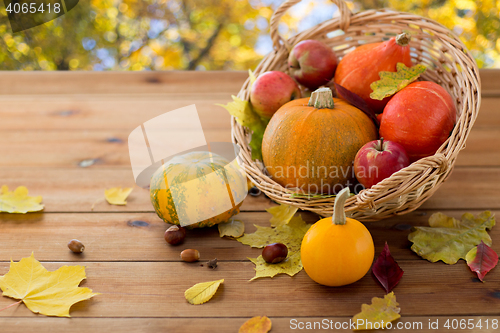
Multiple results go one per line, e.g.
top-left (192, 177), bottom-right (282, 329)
top-left (231, 0), bottom-right (481, 221)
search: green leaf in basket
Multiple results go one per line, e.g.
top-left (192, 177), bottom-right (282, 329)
top-left (217, 95), bottom-right (267, 160)
top-left (370, 63), bottom-right (427, 100)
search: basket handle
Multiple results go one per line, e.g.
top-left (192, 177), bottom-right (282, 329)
top-left (270, 0), bottom-right (352, 51)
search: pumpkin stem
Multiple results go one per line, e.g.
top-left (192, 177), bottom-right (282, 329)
top-left (396, 32), bottom-right (410, 47)
top-left (308, 87), bottom-right (334, 109)
top-left (332, 187), bottom-right (350, 225)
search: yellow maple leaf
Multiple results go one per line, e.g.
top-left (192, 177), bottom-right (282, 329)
top-left (0, 253), bottom-right (99, 317)
top-left (184, 279), bottom-right (224, 305)
top-left (267, 204), bottom-right (298, 227)
top-left (239, 316), bottom-right (272, 333)
top-left (353, 292), bottom-right (401, 330)
top-left (218, 218), bottom-right (245, 238)
top-left (0, 185), bottom-right (44, 213)
top-left (104, 187), bottom-right (133, 205)
top-left (370, 63), bottom-right (427, 100)
top-left (238, 215), bottom-right (311, 280)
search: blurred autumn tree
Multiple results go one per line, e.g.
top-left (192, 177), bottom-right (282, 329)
top-left (0, 0), bottom-right (498, 70)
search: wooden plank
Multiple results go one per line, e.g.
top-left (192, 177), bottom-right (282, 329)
top-left (0, 130), bottom-right (231, 168)
top-left (0, 97), bottom-right (233, 131)
top-left (0, 127), bottom-right (499, 168)
top-left (0, 260), bottom-right (497, 318)
top-left (1, 317), bottom-right (499, 333)
top-left (0, 94), bottom-right (497, 132)
top-left (0, 210), bottom-right (498, 262)
top-left (0, 70), bottom-right (497, 96)
top-left (480, 69), bottom-right (500, 96)
top-left (0, 168), bottom-right (273, 212)
top-left (0, 71), bottom-right (248, 95)
top-left (0, 167), bottom-right (499, 212)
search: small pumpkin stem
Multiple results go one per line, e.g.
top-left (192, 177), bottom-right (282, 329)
top-left (308, 87), bottom-right (334, 109)
top-left (396, 32), bottom-right (410, 47)
top-left (332, 187), bottom-right (350, 225)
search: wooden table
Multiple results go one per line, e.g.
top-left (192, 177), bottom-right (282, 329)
top-left (0, 70), bottom-right (499, 332)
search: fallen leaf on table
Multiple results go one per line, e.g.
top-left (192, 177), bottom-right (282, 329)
top-left (184, 279), bottom-right (224, 305)
top-left (104, 187), bottom-right (133, 205)
top-left (217, 93), bottom-right (267, 161)
top-left (0, 185), bottom-right (44, 213)
top-left (218, 218), bottom-right (245, 238)
top-left (239, 316), bottom-right (272, 333)
top-left (466, 241), bottom-right (498, 282)
top-left (370, 63), bottom-right (426, 100)
top-left (352, 292), bottom-right (401, 330)
top-left (0, 253), bottom-right (99, 317)
top-left (266, 204), bottom-right (298, 227)
top-left (372, 242), bottom-right (404, 293)
top-left (238, 215), bottom-right (311, 280)
top-left (408, 211), bottom-right (495, 264)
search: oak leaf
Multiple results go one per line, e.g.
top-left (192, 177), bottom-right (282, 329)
top-left (370, 63), bottom-right (426, 100)
top-left (104, 187), bottom-right (133, 205)
top-left (0, 185), bottom-right (44, 213)
top-left (184, 279), bottom-right (224, 305)
top-left (408, 211), bottom-right (495, 264)
top-left (466, 241), bottom-right (498, 282)
top-left (372, 242), bottom-right (404, 293)
top-left (239, 316), bottom-right (272, 333)
top-left (0, 253), bottom-right (99, 317)
top-left (352, 292), bottom-right (401, 330)
top-left (238, 215), bottom-right (311, 280)
top-left (218, 218), bottom-right (245, 238)
top-left (266, 204), bottom-right (298, 227)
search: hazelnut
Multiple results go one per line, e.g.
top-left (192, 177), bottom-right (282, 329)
top-left (181, 249), bottom-right (200, 262)
top-left (262, 243), bottom-right (288, 264)
top-left (68, 239), bottom-right (85, 253)
top-left (164, 225), bottom-right (186, 245)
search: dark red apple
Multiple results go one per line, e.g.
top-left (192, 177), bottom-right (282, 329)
top-left (354, 138), bottom-right (410, 189)
top-left (250, 71), bottom-right (301, 120)
top-left (288, 39), bottom-right (338, 90)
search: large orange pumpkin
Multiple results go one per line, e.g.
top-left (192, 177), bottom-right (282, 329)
top-left (262, 87), bottom-right (377, 194)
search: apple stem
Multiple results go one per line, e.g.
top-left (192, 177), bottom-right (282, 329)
top-left (332, 187), bottom-right (350, 225)
top-left (396, 32), bottom-right (411, 47)
top-left (308, 87), bottom-right (335, 109)
top-left (377, 137), bottom-right (385, 152)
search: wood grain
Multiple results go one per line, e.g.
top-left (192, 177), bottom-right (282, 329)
top-left (0, 71), bottom-right (248, 96)
top-left (0, 167), bottom-right (499, 212)
top-left (0, 210), bottom-right (497, 262)
top-left (1, 317), bottom-right (499, 333)
top-left (0, 70), bottom-right (497, 96)
top-left (0, 260), bottom-right (498, 318)
top-left (0, 127), bottom-right (499, 167)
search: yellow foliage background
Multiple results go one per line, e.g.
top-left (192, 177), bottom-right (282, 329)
top-left (0, 0), bottom-right (498, 70)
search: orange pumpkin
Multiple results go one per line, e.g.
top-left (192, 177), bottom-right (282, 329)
top-left (301, 187), bottom-right (375, 286)
top-left (262, 87), bottom-right (377, 194)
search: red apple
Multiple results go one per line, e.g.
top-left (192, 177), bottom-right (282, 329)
top-left (250, 71), bottom-right (301, 119)
top-left (379, 81), bottom-right (456, 162)
top-left (354, 138), bottom-right (410, 189)
top-left (288, 40), bottom-right (338, 90)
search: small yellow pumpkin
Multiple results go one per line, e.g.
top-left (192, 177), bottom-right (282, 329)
top-left (301, 187), bottom-right (374, 286)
